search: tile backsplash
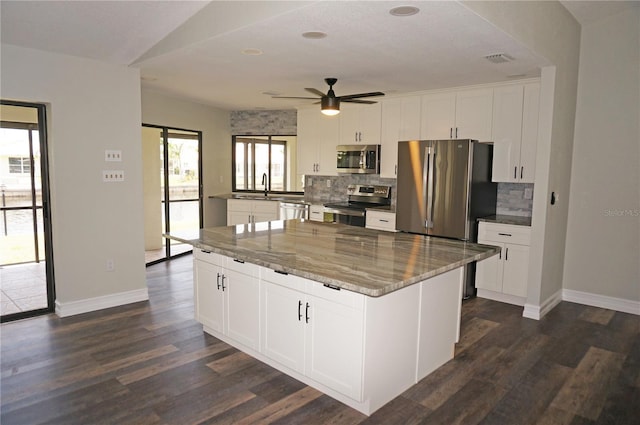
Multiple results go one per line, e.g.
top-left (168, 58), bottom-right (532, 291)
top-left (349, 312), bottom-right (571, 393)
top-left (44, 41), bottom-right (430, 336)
top-left (496, 183), bottom-right (534, 217)
top-left (304, 176), bottom-right (533, 218)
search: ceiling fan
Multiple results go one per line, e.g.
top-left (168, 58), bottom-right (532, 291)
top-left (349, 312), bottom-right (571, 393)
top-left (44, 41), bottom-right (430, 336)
top-left (272, 78), bottom-right (384, 116)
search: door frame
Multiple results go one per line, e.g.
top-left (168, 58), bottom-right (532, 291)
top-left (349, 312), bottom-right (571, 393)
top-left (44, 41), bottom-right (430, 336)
top-left (142, 123), bottom-right (203, 265)
top-left (0, 99), bottom-right (56, 322)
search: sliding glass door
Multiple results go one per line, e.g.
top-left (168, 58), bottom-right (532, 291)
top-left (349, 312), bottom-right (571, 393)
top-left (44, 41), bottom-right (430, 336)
top-left (0, 101), bottom-right (54, 321)
top-left (142, 125), bottom-right (202, 264)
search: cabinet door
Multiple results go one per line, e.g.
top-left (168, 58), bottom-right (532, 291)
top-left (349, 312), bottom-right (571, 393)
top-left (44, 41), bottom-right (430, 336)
top-left (380, 97), bottom-right (421, 178)
top-left (339, 105), bottom-right (360, 144)
top-left (224, 268), bottom-right (260, 350)
top-left (262, 282), bottom-right (306, 372)
top-left (194, 260), bottom-right (225, 332)
top-left (358, 103), bottom-right (381, 144)
top-left (421, 92), bottom-right (456, 140)
top-left (475, 242), bottom-right (504, 292)
top-left (252, 201), bottom-right (280, 223)
top-left (519, 83), bottom-right (540, 183)
top-left (305, 295), bottom-right (364, 401)
top-left (491, 85), bottom-right (524, 182)
top-left (455, 88), bottom-right (493, 141)
top-left (228, 210), bottom-right (251, 225)
top-left (309, 204), bottom-right (325, 222)
top-left (380, 99), bottom-right (402, 178)
top-left (297, 108), bottom-right (320, 175)
top-left (501, 244), bottom-right (530, 297)
top-left (316, 113), bottom-right (340, 175)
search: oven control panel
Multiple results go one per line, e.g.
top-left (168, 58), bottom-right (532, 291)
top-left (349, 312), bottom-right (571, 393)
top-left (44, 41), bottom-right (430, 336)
top-left (347, 184), bottom-right (391, 197)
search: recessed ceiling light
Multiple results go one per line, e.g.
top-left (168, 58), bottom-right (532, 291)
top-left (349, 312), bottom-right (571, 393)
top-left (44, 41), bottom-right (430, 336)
top-left (242, 48), bottom-right (263, 55)
top-left (302, 31), bottom-right (327, 39)
top-left (389, 6), bottom-right (420, 17)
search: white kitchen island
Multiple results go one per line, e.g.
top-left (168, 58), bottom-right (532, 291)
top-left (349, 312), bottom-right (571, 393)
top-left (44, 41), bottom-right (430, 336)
top-left (166, 219), bottom-right (499, 415)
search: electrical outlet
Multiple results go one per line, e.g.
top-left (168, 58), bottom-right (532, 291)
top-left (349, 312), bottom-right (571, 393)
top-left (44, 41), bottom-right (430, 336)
top-left (106, 259), bottom-right (115, 272)
top-left (102, 170), bottom-right (124, 182)
top-left (105, 150), bottom-right (122, 162)
top-left (326, 179), bottom-right (331, 188)
top-left (308, 177), bottom-right (313, 186)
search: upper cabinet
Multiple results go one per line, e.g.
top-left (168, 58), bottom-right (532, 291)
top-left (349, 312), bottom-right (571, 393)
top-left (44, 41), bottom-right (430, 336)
top-left (380, 96), bottom-right (421, 178)
top-left (297, 108), bottom-right (339, 176)
top-left (420, 88), bottom-right (493, 142)
top-left (339, 103), bottom-right (382, 144)
top-left (491, 83), bottom-right (540, 183)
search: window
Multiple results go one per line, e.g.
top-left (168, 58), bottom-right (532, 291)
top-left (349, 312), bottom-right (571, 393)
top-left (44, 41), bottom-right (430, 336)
top-left (9, 157), bottom-right (30, 174)
top-left (232, 136), bottom-right (292, 192)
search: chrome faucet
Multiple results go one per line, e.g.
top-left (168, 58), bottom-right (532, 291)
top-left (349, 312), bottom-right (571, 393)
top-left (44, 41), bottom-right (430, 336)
top-left (261, 172), bottom-right (268, 196)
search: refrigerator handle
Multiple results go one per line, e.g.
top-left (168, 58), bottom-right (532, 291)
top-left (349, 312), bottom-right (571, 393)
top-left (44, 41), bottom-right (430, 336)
top-left (424, 145), bottom-right (435, 229)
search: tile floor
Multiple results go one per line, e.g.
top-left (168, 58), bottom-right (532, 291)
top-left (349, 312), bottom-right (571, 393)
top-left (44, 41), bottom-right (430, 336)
top-left (0, 262), bottom-right (47, 315)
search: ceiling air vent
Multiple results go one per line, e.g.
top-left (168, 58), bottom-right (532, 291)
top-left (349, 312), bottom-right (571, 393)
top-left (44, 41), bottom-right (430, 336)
top-left (484, 53), bottom-right (514, 64)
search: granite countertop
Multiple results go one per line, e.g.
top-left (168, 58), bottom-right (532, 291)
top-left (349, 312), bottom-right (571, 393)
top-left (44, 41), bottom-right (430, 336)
top-left (209, 193), bottom-right (307, 204)
top-left (166, 220), bottom-right (499, 297)
top-left (478, 215), bottom-right (532, 227)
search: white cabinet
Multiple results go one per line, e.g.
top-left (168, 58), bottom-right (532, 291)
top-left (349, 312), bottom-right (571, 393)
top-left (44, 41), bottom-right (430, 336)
top-left (491, 83), bottom-right (540, 182)
top-left (193, 250), bottom-right (260, 350)
top-left (365, 210), bottom-right (397, 232)
top-left (227, 199), bottom-right (279, 225)
top-left (421, 88), bottom-right (493, 141)
top-left (297, 108), bottom-right (339, 176)
top-left (308, 204), bottom-right (325, 222)
top-left (476, 222), bottom-right (531, 305)
top-left (380, 97), bottom-right (421, 177)
top-left (339, 103), bottom-right (381, 144)
top-left (261, 271), bottom-right (364, 401)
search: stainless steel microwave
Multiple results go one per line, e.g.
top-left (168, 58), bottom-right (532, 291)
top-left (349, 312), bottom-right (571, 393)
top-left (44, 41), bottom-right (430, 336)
top-left (336, 144), bottom-right (380, 174)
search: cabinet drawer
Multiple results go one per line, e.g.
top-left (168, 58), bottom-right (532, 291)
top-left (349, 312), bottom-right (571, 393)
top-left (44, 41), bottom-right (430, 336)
top-left (261, 268), bottom-right (309, 292)
top-left (225, 257), bottom-right (260, 278)
top-left (252, 201), bottom-right (280, 214)
top-left (227, 199), bottom-right (252, 212)
top-left (309, 205), bottom-right (325, 222)
top-left (194, 248), bottom-right (225, 267)
top-left (478, 222), bottom-right (531, 245)
top-left (366, 211), bottom-right (396, 231)
top-left (308, 282), bottom-right (364, 310)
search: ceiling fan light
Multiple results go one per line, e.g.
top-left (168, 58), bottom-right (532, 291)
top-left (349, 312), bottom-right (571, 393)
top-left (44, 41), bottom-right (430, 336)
top-left (321, 97), bottom-right (340, 116)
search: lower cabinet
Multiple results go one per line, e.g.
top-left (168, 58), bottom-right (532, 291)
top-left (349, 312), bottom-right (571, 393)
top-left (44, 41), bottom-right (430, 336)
top-left (261, 271), bottom-right (364, 401)
top-left (227, 199), bottom-right (280, 225)
top-left (475, 222), bottom-right (531, 305)
top-left (365, 210), bottom-right (397, 231)
top-left (193, 251), bottom-right (464, 415)
top-left (194, 249), bottom-right (260, 350)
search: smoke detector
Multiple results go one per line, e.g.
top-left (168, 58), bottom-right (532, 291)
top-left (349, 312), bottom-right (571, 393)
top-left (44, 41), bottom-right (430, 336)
top-left (484, 53), bottom-right (514, 64)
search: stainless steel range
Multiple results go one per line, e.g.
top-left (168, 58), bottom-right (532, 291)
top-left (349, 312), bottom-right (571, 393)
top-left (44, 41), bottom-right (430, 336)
top-left (323, 184), bottom-right (392, 227)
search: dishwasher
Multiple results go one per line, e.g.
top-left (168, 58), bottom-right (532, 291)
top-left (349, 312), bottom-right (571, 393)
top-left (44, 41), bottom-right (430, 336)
top-left (279, 202), bottom-right (309, 220)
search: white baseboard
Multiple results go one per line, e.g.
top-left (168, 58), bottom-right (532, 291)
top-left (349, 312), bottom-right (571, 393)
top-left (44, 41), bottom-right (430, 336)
top-left (523, 289), bottom-right (562, 320)
top-left (476, 289), bottom-right (526, 306)
top-left (562, 289), bottom-right (640, 316)
top-left (55, 288), bottom-right (149, 318)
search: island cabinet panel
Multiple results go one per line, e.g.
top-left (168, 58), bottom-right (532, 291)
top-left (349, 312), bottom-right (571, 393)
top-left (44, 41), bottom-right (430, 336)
top-left (194, 250), bottom-right (260, 350)
top-left (261, 279), bottom-right (306, 373)
top-left (261, 270), bottom-right (365, 402)
top-left (416, 268), bottom-right (464, 380)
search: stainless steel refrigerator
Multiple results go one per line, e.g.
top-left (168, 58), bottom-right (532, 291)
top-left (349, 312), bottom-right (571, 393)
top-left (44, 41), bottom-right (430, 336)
top-left (396, 139), bottom-right (497, 298)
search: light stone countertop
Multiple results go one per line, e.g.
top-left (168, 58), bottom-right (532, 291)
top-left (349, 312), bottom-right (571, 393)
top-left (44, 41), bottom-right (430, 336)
top-left (478, 215), bottom-right (532, 227)
top-left (166, 220), bottom-right (499, 297)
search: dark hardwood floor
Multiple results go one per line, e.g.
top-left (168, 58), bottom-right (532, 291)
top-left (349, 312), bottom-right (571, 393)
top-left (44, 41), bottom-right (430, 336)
top-left (1, 255), bottom-right (638, 424)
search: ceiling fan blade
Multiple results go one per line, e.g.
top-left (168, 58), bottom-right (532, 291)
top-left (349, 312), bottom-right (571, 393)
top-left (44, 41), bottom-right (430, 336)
top-left (305, 88), bottom-right (326, 97)
top-left (342, 99), bottom-right (377, 104)
top-left (338, 91), bottom-right (385, 101)
top-left (272, 96), bottom-right (320, 100)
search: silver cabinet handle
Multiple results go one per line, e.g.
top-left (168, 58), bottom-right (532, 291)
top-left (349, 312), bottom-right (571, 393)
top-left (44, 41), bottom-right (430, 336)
top-left (505, 247), bottom-right (509, 261)
top-left (514, 166), bottom-right (517, 179)
top-left (449, 128), bottom-right (453, 138)
top-left (498, 233), bottom-right (512, 237)
top-left (216, 272), bottom-right (221, 290)
top-left (221, 275), bottom-right (226, 291)
top-left (455, 127), bottom-right (458, 138)
top-left (520, 166), bottom-right (524, 179)
top-left (379, 219), bottom-right (389, 223)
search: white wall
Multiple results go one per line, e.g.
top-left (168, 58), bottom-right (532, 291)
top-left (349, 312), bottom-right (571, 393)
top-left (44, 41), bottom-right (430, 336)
top-left (563, 9), bottom-right (640, 302)
top-left (462, 1), bottom-right (581, 317)
top-left (1, 45), bottom-right (147, 314)
top-left (141, 89), bottom-right (231, 227)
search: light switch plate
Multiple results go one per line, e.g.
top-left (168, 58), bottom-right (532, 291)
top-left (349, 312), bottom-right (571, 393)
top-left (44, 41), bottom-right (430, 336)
top-left (105, 150), bottom-right (122, 162)
top-left (524, 187), bottom-right (533, 200)
top-left (103, 170), bottom-right (124, 182)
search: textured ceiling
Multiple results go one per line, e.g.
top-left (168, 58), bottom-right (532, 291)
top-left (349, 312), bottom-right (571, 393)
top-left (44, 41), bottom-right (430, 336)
top-left (4, 1), bottom-right (627, 112)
